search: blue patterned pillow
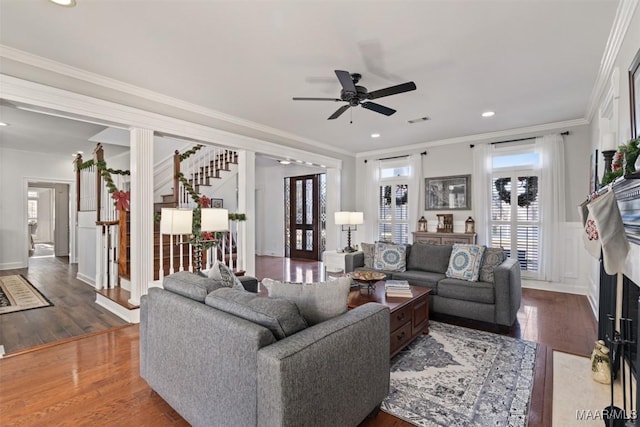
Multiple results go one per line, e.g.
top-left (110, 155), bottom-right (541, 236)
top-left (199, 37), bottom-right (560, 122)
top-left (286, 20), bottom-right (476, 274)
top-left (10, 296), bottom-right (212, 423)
top-left (373, 242), bottom-right (407, 272)
top-left (446, 244), bottom-right (486, 282)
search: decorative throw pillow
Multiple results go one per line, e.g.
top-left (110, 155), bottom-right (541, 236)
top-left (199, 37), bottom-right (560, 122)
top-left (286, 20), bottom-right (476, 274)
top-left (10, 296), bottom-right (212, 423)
top-left (261, 277), bottom-right (351, 325)
top-left (163, 271), bottom-right (226, 302)
top-left (479, 247), bottom-right (506, 283)
top-left (215, 261), bottom-right (245, 290)
top-left (205, 288), bottom-right (307, 339)
top-left (373, 242), bottom-right (407, 272)
top-left (446, 244), bottom-right (486, 282)
top-left (361, 242), bottom-right (375, 268)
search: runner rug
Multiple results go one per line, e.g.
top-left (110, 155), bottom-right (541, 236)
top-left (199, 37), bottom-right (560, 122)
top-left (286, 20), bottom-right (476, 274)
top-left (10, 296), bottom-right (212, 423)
top-left (0, 275), bottom-right (52, 315)
top-left (382, 321), bottom-right (537, 427)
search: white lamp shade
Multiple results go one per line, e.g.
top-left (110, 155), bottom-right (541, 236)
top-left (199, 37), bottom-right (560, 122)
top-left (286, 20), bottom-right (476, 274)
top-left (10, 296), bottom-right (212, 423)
top-left (334, 211), bottom-right (351, 225)
top-left (602, 132), bottom-right (618, 151)
top-left (160, 208), bottom-right (193, 235)
top-left (349, 212), bottom-right (364, 225)
top-left (201, 208), bottom-right (229, 232)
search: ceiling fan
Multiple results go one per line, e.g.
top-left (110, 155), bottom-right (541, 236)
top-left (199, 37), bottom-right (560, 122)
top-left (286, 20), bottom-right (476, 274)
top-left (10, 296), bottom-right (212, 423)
top-left (293, 70), bottom-right (417, 120)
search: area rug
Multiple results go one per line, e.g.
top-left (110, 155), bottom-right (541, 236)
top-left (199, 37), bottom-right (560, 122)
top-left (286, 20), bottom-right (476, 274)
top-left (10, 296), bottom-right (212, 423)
top-left (381, 321), bottom-right (537, 427)
top-left (0, 275), bottom-right (53, 315)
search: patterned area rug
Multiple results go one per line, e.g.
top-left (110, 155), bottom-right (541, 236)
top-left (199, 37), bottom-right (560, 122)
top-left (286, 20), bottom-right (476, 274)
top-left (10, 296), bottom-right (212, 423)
top-left (0, 275), bottom-right (53, 315)
top-left (382, 321), bottom-right (537, 427)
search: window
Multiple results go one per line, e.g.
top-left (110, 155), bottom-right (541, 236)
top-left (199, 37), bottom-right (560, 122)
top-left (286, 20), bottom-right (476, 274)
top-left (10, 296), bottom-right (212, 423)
top-left (377, 159), bottom-right (410, 244)
top-left (28, 190), bottom-right (38, 221)
top-left (489, 145), bottom-right (541, 278)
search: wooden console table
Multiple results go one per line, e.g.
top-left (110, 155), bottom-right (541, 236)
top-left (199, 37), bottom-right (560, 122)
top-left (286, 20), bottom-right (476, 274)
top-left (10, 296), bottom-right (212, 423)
top-left (412, 231), bottom-right (477, 245)
top-left (348, 282), bottom-right (431, 358)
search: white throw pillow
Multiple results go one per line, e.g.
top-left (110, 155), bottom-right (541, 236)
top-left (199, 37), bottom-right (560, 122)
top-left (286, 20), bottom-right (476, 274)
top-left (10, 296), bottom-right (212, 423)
top-left (206, 261), bottom-right (223, 281)
top-left (445, 244), bottom-right (486, 282)
top-left (262, 277), bottom-right (351, 325)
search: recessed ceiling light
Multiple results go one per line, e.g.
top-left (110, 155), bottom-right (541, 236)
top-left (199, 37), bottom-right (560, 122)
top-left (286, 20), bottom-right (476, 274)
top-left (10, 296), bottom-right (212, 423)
top-left (482, 111), bottom-right (495, 117)
top-left (305, 162), bottom-right (313, 166)
top-left (278, 160), bottom-right (291, 165)
top-left (49, 0), bottom-right (76, 6)
top-left (371, 133), bottom-right (380, 138)
top-left (0, 122), bottom-right (8, 127)
top-left (320, 164), bottom-right (326, 168)
top-left (296, 160), bottom-right (303, 163)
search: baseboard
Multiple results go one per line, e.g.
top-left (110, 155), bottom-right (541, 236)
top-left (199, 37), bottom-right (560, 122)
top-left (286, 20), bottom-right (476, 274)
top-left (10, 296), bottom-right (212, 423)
top-left (95, 294), bottom-right (139, 323)
top-left (522, 279), bottom-right (588, 295)
top-left (76, 273), bottom-right (96, 287)
top-left (0, 261), bottom-right (27, 270)
top-left (587, 292), bottom-right (599, 320)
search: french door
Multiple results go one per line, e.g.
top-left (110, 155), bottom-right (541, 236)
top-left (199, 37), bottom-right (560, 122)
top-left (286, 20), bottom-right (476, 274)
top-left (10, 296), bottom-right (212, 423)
top-left (288, 174), bottom-right (321, 260)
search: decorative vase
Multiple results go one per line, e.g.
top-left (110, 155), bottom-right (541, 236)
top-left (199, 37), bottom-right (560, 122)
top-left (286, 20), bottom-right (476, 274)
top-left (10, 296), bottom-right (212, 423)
top-left (591, 340), bottom-right (612, 384)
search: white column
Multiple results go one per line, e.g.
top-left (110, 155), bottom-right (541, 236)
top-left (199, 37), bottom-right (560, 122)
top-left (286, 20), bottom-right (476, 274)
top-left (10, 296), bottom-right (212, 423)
top-left (129, 128), bottom-right (154, 305)
top-left (325, 167), bottom-right (341, 253)
top-left (237, 150), bottom-right (255, 276)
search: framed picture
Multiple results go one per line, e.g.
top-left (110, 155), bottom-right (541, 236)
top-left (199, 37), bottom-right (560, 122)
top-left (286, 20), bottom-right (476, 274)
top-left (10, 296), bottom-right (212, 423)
top-left (630, 48), bottom-right (640, 139)
top-left (212, 198), bottom-right (223, 208)
top-left (425, 174), bottom-right (471, 210)
top-left (590, 149), bottom-right (599, 193)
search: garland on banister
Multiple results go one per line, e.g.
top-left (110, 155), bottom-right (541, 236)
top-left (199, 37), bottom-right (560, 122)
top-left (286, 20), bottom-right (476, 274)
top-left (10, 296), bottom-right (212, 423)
top-left (176, 172), bottom-right (200, 203)
top-left (179, 144), bottom-right (204, 162)
top-left (76, 159), bottom-right (95, 171)
top-left (77, 158), bottom-right (131, 211)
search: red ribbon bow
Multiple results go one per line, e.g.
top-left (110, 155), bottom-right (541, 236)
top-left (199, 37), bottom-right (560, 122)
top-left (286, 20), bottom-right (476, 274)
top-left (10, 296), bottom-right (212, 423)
top-left (113, 190), bottom-right (130, 212)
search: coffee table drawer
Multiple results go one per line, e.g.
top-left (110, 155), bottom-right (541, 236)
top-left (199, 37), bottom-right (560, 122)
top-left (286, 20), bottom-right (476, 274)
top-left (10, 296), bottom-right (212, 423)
top-left (390, 304), bottom-right (412, 332)
top-left (390, 321), bottom-right (412, 355)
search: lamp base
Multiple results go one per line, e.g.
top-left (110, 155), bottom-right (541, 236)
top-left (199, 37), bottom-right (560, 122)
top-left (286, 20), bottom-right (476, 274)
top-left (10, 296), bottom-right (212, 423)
top-left (343, 246), bottom-right (357, 253)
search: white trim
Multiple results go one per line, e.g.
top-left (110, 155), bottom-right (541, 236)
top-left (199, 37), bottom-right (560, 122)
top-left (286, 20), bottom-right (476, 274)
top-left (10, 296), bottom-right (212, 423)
top-left (0, 74), bottom-right (343, 170)
top-left (587, 292), bottom-right (599, 320)
top-left (76, 272), bottom-right (95, 287)
top-left (584, 0), bottom-right (639, 121)
top-left (95, 294), bottom-right (139, 323)
top-left (522, 279), bottom-right (589, 296)
top-left (0, 45), bottom-right (353, 157)
top-left (0, 262), bottom-right (27, 270)
top-left (355, 118), bottom-right (589, 158)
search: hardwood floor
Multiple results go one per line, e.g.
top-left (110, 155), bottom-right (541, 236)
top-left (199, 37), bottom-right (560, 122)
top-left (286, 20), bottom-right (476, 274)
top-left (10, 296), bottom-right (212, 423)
top-left (0, 256), bottom-right (128, 355)
top-left (0, 255), bottom-right (597, 426)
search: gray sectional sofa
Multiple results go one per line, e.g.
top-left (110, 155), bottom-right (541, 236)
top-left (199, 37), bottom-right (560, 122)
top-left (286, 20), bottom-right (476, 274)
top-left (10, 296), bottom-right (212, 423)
top-left (345, 242), bottom-right (522, 327)
top-left (140, 272), bottom-right (391, 427)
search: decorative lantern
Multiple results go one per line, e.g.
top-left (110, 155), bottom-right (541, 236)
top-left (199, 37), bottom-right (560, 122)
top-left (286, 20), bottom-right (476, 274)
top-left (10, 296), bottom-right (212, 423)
top-left (418, 216), bottom-right (428, 232)
top-left (465, 217), bottom-right (475, 234)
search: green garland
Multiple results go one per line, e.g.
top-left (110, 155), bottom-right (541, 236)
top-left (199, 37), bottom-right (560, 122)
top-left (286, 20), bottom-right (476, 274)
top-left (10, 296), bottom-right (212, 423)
top-left (178, 144), bottom-right (204, 161)
top-left (176, 172), bottom-right (200, 203)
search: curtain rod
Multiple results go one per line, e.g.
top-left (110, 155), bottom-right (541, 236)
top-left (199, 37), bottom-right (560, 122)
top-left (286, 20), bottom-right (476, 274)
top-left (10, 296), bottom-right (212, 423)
top-left (364, 151), bottom-right (427, 163)
top-left (469, 131), bottom-right (569, 148)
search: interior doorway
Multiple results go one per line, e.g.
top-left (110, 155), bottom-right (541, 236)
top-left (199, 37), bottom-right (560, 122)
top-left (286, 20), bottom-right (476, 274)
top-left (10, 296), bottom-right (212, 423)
top-left (27, 182), bottom-right (70, 260)
top-left (285, 174), bottom-right (326, 261)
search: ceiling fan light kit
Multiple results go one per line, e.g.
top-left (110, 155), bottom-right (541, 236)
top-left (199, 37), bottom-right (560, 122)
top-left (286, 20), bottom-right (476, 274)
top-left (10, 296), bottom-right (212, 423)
top-left (293, 70), bottom-right (417, 121)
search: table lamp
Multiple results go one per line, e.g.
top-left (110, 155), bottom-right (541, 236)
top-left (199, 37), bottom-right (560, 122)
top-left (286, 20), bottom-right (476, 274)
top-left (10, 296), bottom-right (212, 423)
top-left (335, 211), bottom-right (363, 253)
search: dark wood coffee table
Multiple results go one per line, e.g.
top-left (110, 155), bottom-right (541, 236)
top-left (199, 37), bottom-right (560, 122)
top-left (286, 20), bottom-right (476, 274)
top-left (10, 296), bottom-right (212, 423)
top-left (348, 281), bottom-right (431, 358)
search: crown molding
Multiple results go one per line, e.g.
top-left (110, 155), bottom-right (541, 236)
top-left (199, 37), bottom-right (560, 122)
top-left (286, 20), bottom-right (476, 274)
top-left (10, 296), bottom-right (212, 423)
top-left (584, 0), bottom-right (639, 122)
top-left (355, 118), bottom-right (589, 158)
top-left (0, 45), bottom-right (354, 157)
top-left (0, 74), bottom-right (343, 169)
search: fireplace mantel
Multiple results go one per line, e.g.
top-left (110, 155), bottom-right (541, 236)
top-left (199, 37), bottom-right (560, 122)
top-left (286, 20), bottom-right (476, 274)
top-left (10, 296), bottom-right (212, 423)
top-left (612, 172), bottom-right (640, 245)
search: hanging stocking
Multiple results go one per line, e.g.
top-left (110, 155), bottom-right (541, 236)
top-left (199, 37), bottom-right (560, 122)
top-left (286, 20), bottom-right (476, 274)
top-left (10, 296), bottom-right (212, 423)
top-left (587, 190), bottom-right (630, 275)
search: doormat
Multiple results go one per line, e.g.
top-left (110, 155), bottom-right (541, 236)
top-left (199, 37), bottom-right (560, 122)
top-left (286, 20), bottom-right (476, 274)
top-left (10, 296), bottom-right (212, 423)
top-left (0, 275), bottom-right (53, 315)
top-left (382, 321), bottom-right (537, 426)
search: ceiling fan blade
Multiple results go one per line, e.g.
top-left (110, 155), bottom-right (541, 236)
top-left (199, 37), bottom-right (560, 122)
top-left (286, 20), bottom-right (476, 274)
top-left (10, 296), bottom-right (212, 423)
top-left (367, 81), bottom-right (417, 100)
top-left (334, 70), bottom-right (357, 94)
top-left (361, 102), bottom-right (396, 116)
top-left (328, 104), bottom-right (351, 120)
top-left (293, 97), bottom-right (342, 101)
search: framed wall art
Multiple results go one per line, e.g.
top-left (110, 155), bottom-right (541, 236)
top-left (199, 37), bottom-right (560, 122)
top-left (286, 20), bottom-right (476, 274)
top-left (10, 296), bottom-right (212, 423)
top-left (212, 198), bottom-right (223, 208)
top-left (425, 174), bottom-right (471, 210)
top-left (630, 47), bottom-right (640, 139)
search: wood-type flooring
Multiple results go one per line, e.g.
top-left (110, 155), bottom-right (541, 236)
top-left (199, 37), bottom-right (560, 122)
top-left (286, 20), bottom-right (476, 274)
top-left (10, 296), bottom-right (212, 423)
top-left (0, 255), bottom-right (597, 426)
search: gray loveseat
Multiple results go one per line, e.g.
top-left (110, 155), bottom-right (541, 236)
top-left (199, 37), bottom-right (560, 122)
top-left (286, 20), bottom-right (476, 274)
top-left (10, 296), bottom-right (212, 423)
top-left (346, 242), bottom-right (521, 327)
top-left (140, 272), bottom-right (391, 427)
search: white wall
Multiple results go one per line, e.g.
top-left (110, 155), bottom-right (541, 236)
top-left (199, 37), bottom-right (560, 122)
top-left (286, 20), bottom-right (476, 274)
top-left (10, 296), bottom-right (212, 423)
top-left (0, 147), bottom-right (75, 269)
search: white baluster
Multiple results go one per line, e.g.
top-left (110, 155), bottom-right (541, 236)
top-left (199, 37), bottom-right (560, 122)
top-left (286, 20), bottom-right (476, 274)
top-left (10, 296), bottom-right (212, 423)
top-left (179, 234), bottom-right (185, 272)
top-left (158, 233), bottom-right (164, 279)
top-left (188, 241), bottom-right (193, 272)
top-left (95, 225), bottom-right (103, 289)
top-left (169, 234), bottom-right (175, 274)
top-left (109, 225), bottom-right (117, 288)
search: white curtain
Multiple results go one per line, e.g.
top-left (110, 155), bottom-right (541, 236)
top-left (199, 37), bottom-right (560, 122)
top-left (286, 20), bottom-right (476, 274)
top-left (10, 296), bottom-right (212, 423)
top-left (408, 154), bottom-right (423, 243)
top-left (363, 159), bottom-right (381, 243)
top-left (536, 133), bottom-right (566, 282)
top-left (472, 143), bottom-right (492, 245)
